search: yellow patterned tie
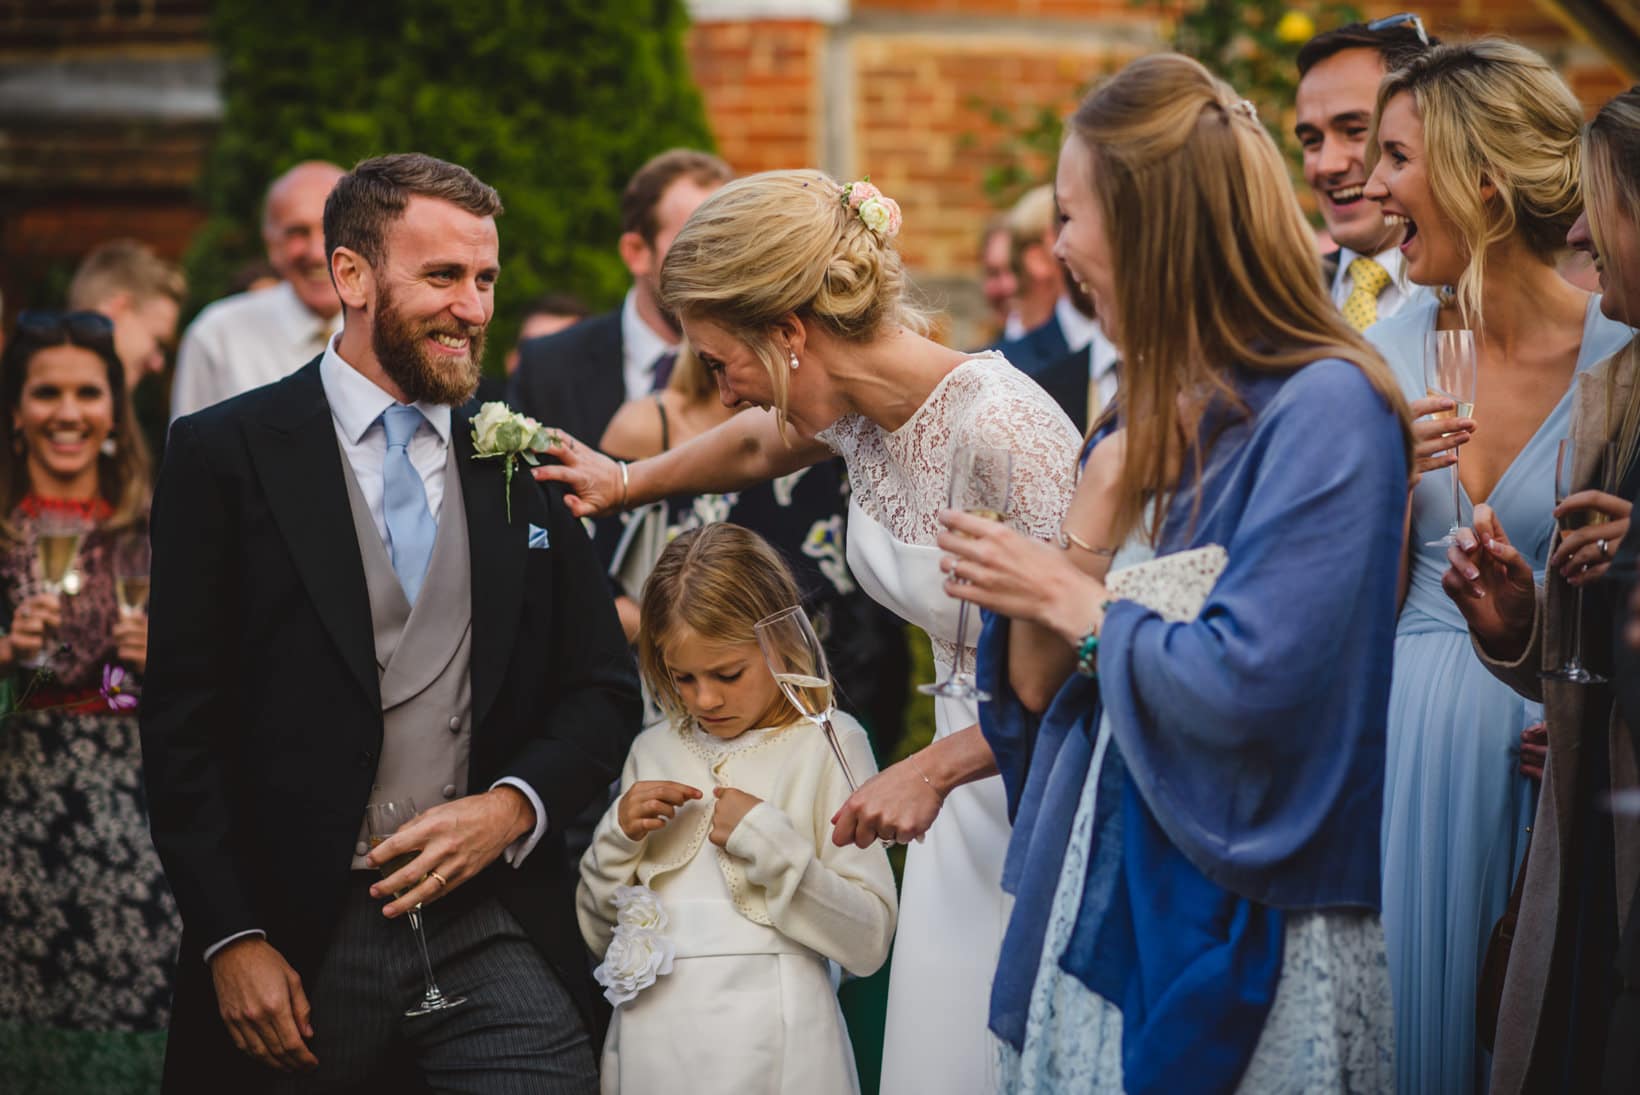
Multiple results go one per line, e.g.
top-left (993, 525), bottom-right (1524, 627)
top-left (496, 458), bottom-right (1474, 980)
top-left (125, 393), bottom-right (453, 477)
top-left (1342, 256), bottom-right (1391, 332)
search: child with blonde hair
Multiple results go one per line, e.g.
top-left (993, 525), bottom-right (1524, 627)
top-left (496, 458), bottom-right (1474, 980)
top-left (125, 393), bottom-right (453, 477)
top-left (577, 522), bottom-right (896, 1094)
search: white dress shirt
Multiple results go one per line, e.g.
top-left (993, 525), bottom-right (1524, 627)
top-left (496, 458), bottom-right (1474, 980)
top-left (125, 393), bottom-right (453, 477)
top-left (1086, 322), bottom-right (1121, 424)
top-left (1055, 294), bottom-right (1101, 355)
top-left (171, 281), bottom-right (340, 421)
top-left (619, 289), bottom-right (677, 402)
top-left (1331, 246), bottom-right (1410, 323)
top-left (202, 339), bottom-right (546, 964)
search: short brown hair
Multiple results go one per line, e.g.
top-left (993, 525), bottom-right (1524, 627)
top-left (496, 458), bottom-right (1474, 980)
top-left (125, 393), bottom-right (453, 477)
top-left (67, 239), bottom-right (186, 311)
top-left (620, 148), bottom-right (732, 244)
top-left (324, 153), bottom-right (503, 268)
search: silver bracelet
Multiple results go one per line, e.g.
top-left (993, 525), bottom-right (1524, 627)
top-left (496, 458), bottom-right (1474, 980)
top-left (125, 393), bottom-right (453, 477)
top-left (1057, 526), bottom-right (1115, 556)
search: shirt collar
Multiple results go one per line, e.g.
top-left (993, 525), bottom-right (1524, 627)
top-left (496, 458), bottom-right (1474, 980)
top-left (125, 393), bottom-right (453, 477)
top-left (1336, 245), bottom-right (1405, 288)
top-left (621, 288), bottom-right (676, 376)
top-left (270, 280), bottom-right (341, 338)
top-left (1088, 322), bottom-right (1120, 378)
top-left (319, 334), bottom-right (453, 446)
top-left (1055, 294), bottom-right (1101, 354)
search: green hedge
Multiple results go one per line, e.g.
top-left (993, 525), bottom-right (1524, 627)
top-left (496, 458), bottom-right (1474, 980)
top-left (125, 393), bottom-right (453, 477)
top-left (187, 0), bottom-right (715, 363)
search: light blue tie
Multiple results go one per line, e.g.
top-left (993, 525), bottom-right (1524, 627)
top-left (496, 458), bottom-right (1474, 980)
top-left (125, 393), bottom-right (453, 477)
top-left (380, 404), bottom-right (437, 604)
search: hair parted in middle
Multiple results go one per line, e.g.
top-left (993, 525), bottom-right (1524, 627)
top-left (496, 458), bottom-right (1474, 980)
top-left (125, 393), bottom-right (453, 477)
top-left (323, 153), bottom-right (503, 270)
top-left (656, 169), bottom-right (930, 428)
top-left (1372, 39), bottom-right (1584, 328)
top-left (1065, 52), bottom-right (1411, 542)
top-left (636, 522), bottom-right (808, 725)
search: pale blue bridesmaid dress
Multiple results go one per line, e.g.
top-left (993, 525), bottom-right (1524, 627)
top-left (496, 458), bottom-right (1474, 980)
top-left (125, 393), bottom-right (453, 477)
top-left (1370, 293), bottom-right (1634, 1095)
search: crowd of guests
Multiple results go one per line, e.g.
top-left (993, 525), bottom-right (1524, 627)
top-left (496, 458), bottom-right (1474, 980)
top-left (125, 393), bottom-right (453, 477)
top-left (3, 12), bottom-right (1640, 1095)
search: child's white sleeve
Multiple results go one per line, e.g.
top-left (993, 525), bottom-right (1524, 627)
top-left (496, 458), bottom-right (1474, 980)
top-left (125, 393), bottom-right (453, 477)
top-left (575, 745), bottom-right (646, 957)
top-left (724, 717), bottom-right (898, 977)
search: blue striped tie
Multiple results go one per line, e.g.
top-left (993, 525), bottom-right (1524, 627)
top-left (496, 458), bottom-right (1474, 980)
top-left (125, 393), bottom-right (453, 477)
top-left (380, 405), bottom-right (437, 604)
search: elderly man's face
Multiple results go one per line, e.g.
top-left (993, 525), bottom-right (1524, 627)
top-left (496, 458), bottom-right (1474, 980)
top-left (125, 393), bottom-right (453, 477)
top-left (264, 163), bottom-right (345, 319)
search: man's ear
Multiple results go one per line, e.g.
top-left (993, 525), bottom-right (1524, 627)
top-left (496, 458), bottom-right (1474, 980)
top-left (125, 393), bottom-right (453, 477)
top-left (619, 231), bottom-right (655, 280)
top-left (331, 247), bottom-right (372, 313)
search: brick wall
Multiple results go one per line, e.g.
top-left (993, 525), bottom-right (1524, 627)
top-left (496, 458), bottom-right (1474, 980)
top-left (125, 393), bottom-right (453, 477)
top-left (687, 20), bottom-right (827, 173)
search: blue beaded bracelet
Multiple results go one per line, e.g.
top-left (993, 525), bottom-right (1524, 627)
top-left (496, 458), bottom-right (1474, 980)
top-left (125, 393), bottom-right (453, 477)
top-left (1074, 630), bottom-right (1099, 678)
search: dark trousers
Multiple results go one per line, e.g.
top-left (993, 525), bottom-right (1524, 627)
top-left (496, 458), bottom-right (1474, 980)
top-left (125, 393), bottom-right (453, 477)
top-left (271, 876), bottom-right (597, 1094)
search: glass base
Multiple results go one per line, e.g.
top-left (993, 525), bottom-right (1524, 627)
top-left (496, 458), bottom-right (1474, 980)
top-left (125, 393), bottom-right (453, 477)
top-left (1540, 664), bottom-right (1608, 685)
top-left (406, 991), bottom-right (467, 1018)
top-left (919, 675), bottom-right (991, 702)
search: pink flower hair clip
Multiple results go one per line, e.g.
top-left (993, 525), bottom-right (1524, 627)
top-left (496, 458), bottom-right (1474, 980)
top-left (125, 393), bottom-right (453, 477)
top-left (837, 176), bottom-right (902, 240)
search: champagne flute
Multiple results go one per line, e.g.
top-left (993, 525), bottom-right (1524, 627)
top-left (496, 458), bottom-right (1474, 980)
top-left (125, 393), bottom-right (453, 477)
top-left (23, 512), bottom-right (88, 669)
top-left (1541, 439), bottom-right (1615, 684)
top-left (922, 446), bottom-right (1013, 701)
top-left (114, 532), bottom-right (151, 617)
top-left (1423, 329), bottom-right (1478, 548)
top-left (364, 798), bottom-right (468, 1017)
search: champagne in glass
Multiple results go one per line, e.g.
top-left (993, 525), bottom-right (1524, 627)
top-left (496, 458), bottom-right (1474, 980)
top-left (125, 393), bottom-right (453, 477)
top-left (1542, 439), bottom-right (1616, 683)
top-left (756, 606), bottom-right (860, 792)
top-left (922, 446), bottom-right (1014, 701)
top-left (114, 531), bottom-right (151, 617)
top-left (364, 798), bottom-right (467, 1017)
top-left (115, 575), bottom-right (151, 616)
top-left (1423, 330), bottom-right (1478, 548)
top-left (771, 671), bottom-right (834, 722)
top-left (23, 512), bottom-right (88, 669)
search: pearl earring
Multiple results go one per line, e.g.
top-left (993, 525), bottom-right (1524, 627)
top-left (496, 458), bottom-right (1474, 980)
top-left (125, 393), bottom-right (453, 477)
top-left (789, 352), bottom-right (800, 371)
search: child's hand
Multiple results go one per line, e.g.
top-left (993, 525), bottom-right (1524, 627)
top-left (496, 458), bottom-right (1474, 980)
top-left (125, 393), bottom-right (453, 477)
top-left (709, 787), bottom-right (763, 848)
top-left (618, 781), bottom-right (702, 841)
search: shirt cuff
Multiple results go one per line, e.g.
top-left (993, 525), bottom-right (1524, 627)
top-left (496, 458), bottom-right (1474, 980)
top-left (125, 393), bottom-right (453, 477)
top-left (204, 928), bottom-right (265, 964)
top-left (492, 777), bottom-right (547, 867)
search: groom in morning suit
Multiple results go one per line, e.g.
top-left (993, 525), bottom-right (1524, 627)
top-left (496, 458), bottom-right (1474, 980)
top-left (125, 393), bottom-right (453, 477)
top-left (141, 153), bottom-right (640, 1092)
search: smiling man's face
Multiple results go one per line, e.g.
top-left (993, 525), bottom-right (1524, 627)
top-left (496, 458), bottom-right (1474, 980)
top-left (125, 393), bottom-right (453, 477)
top-left (1295, 47), bottom-right (1403, 256)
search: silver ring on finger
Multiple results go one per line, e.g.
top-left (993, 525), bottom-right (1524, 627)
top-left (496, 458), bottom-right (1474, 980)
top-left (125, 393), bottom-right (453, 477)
top-left (1598, 538), bottom-right (1609, 559)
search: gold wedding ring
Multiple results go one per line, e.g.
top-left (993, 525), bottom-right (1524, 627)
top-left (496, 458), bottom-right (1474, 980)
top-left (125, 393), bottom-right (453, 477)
top-left (427, 870), bottom-right (448, 888)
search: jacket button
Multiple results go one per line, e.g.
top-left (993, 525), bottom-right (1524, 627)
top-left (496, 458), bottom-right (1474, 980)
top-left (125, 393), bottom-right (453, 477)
top-left (448, 717), bottom-right (461, 732)
top-left (356, 750), bottom-right (374, 769)
top-left (442, 784), bottom-right (458, 799)
top-left (355, 841), bottom-right (370, 857)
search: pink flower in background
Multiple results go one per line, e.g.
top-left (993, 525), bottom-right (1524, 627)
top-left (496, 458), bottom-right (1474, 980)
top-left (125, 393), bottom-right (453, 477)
top-left (101, 664), bottom-right (138, 712)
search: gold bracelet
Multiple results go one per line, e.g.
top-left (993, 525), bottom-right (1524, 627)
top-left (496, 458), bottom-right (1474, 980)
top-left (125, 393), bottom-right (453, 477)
top-left (617, 460), bottom-right (631, 511)
top-left (1057, 526), bottom-right (1116, 557)
top-left (907, 755), bottom-right (945, 802)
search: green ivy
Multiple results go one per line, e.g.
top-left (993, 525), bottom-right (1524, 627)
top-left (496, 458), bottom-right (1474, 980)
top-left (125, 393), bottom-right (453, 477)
top-left (186, 0), bottom-right (714, 368)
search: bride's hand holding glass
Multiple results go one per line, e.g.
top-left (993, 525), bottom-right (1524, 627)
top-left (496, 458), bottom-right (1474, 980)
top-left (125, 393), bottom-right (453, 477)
top-left (935, 511), bottom-right (1110, 646)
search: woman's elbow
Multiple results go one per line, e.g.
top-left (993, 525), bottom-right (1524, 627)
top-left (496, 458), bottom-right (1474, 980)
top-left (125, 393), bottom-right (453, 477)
top-left (1009, 670), bottom-right (1060, 715)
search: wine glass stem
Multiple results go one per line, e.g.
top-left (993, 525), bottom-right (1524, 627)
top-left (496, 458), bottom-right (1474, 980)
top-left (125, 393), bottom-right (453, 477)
top-left (951, 600), bottom-right (973, 681)
top-left (405, 907), bottom-right (442, 1001)
top-left (1450, 449), bottom-right (1462, 530)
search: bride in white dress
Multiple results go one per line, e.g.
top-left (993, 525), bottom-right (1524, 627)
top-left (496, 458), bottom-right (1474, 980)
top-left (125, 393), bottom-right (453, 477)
top-left (535, 169), bottom-right (1079, 1094)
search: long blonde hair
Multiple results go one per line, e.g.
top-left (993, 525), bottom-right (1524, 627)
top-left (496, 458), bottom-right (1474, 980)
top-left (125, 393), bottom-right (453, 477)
top-left (1583, 85), bottom-right (1640, 479)
top-left (1067, 53), bottom-right (1411, 539)
top-left (637, 523), bottom-right (807, 726)
top-left (1372, 40), bottom-right (1584, 328)
top-left (657, 170), bottom-right (930, 429)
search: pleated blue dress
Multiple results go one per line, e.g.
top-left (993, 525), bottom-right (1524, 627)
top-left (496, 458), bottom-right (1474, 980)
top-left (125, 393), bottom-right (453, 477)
top-left (1370, 294), bottom-right (1634, 1095)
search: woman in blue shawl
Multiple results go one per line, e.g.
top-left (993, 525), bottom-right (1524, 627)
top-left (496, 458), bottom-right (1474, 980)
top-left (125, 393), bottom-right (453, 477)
top-left (936, 54), bottom-right (1411, 1093)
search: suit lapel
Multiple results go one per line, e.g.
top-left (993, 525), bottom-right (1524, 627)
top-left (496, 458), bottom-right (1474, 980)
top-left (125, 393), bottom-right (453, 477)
top-left (244, 360), bottom-right (380, 708)
top-left (452, 402), bottom-right (528, 728)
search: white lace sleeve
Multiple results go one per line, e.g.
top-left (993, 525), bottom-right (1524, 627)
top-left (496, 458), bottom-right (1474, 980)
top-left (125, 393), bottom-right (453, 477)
top-left (956, 357), bottom-right (1081, 543)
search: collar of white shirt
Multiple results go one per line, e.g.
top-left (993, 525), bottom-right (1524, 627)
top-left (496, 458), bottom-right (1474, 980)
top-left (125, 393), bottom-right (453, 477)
top-left (1334, 245), bottom-right (1405, 294)
top-left (1055, 294), bottom-right (1103, 355)
top-left (319, 335), bottom-right (453, 447)
top-left (620, 288), bottom-right (677, 402)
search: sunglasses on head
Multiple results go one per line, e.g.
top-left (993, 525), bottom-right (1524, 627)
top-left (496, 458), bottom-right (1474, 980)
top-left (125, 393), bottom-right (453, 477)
top-left (14, 309), bottom-right (117, 348)
top-left (1368, 12), bottom-right (1430, 46)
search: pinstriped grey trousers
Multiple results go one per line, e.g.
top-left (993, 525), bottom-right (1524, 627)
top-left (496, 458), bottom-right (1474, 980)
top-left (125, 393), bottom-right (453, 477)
top-left (270, 876), bottom-right (596, 1094)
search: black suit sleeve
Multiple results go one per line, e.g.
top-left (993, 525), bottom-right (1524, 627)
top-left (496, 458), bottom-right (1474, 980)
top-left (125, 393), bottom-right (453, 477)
top-left (140, 415), bottom-right (257, 952)
top-left (496, 481), bottom-right (640, 824)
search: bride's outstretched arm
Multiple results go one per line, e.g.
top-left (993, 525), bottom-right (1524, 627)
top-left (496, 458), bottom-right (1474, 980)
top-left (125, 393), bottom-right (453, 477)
top-left (532, 407), bottom-right (832, 518)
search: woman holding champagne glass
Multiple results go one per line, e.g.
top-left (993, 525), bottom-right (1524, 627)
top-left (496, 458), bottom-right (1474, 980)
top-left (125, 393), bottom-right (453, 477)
top-left (1441, 84), bottom-right (1640, 1092)
top-left (1361, 41), bottom-right (1635, 1094)
top-left (534, 169), bottom-right (1080, 1094)
top-left (0, 311), bottom-right (169, 1086)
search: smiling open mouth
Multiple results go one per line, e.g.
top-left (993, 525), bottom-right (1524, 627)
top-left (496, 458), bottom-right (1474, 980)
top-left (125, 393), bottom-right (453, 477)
top-left (1384, 212), bottom-right (1418, 246)
top-left (1328, 185), bottom-right (1366, 207)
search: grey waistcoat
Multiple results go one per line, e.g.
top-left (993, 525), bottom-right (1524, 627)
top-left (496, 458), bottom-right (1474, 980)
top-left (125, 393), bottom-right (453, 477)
top-left (341, 439), bottom-right (475, 869)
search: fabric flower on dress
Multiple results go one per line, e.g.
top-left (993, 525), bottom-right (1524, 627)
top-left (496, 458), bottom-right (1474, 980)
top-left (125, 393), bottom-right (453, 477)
top-left (594, 884), bottom-right (676, 1007)
top-left (612, 883), bottom-right (670, 933)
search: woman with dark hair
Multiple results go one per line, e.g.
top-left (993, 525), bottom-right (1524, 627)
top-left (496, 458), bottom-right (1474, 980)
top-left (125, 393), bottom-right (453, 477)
top-left (0, 311), bottom-right (173, 1087)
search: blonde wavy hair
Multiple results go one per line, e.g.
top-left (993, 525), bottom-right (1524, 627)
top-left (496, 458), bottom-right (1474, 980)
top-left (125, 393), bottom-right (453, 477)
top-left (637, 523), bottom-right (808, 727)
top-left (1067, 53), bottom-right (1411, 540)
top-left (657, 170), bottom-right (930, 427)
top-left (1584, 85), bottom-right (1640, 480)
top-left (1372, 40), bottom-right (1584, 327)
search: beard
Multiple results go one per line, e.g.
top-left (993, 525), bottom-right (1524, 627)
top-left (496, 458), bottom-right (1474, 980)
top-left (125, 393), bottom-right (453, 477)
top-left (371, 284), bottom-right (485, 406)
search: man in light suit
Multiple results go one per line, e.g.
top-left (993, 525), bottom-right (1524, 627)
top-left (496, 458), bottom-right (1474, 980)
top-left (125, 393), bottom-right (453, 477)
top-left (141, 153), bottom-right (640, 1092)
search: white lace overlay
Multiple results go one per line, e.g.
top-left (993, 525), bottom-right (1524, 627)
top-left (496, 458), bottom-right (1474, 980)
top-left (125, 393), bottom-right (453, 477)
top-left (818, 352), bottom-right (1078, 665)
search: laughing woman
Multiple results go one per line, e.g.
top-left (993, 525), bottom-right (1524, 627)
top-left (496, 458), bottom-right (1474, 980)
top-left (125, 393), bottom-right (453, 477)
top-left (1361, 40), bottom-right (1636, 1095)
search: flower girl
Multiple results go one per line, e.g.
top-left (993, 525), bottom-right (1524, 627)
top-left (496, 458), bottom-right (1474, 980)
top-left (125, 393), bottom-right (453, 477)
top-left (577, 523), bottom-right (897, 1094)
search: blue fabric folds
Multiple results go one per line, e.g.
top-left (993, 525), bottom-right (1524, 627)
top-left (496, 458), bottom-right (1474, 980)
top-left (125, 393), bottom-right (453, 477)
top-left (979, 358), bottom-right (1407, 1092)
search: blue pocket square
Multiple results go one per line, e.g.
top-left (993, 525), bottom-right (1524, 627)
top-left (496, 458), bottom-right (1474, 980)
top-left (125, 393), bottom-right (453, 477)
top-left (527, 523), bottom-right (551, 550)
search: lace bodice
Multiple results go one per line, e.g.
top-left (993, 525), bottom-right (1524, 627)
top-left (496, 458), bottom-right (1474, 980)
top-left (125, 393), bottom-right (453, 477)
top-left (819, 353), bottom-right (1078, 548)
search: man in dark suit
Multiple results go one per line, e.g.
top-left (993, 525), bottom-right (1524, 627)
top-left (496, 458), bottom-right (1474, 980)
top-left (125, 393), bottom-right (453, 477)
top-left (141, 153), bottom-right (640, 1092)
top-left (508, 148), bottom-right (731, 446)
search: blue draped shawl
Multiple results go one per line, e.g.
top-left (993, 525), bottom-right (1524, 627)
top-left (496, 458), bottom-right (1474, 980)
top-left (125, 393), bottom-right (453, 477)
top-left (979, 359), bottom-right (1406, 1093)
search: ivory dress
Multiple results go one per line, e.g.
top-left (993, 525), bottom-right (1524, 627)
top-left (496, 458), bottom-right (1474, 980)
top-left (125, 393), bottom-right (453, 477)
top-left (816, 353), bottom-right (1079, 1095)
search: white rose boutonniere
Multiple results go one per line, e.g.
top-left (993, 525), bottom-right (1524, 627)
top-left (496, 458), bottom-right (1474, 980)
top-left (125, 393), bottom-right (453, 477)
top-left (593, 885), bottom-right (675, 1006)
top-left (469, 401), bottom-right (555, 523)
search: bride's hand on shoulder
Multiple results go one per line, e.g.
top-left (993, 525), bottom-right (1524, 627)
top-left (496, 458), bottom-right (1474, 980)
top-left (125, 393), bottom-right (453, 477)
top-left (529, 429), bottom-right (623, 518)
